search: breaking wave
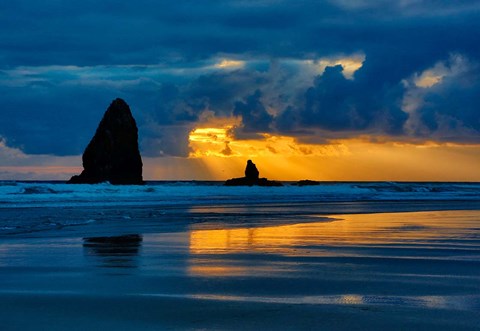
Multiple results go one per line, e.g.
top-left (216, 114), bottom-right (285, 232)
top-left (0, 181), bottom-right (479, 210)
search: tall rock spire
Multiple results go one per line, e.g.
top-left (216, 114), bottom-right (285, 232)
top-left (68, 98), bottom-right (143, 185)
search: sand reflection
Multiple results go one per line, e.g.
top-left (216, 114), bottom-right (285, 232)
top-left (188, 210), bottom-right (480, 276)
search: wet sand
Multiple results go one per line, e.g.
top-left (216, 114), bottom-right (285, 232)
top-left (1, 210), bottom-right (479, 330)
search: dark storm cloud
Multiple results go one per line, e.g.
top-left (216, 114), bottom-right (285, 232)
top-left (0, 85), bottom-right (108, 155)
top-left (2, 1), bottom-right (478, 66)
top-left (137, 69), bottom-right (265, 156)
top-left (0, 0), bottom-right (301, 66)
top-left (0, 69), bottom-right (160, 156)
top-left (0, 0), bottom-right (480, 157)
top-left (298, 64), bottom-right (407, 134)
top-left (141, 124), bottom-right (193, 157)
top-left (407, 57), bottom-right (480, 142)
top-left (233, 90), bottom-right (273, 133)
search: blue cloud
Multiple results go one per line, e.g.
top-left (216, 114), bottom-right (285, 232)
top-left (0, 1), bottom-right (479, 156)
top-left (234, 90), bottom-right (273, 133)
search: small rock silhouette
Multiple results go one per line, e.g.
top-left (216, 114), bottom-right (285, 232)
top-left (294, 180), bottom-right (320, 186)
top-left (245, 160), bottom-right (259, 180)
top-left (225, 160), bottom-right (282, 186)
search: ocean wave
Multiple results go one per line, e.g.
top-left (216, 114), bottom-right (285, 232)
top-left (353, 182), bottom-right (480, 193)
top-left (19, 186), bottom-right (60, 195)
top-left (0, 181), bottom-right (478, 210)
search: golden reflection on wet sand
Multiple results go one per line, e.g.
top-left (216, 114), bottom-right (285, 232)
top-left (188, 210), bottom-right (480, 276)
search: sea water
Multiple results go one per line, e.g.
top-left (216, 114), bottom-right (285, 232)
top-left (1, 181), bottom-right (479, 238)
top-left (1, 181), bottom-right (480, 330)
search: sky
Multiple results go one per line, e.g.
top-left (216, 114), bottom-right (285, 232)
top-left (0, 0), bottom-right (479, 181)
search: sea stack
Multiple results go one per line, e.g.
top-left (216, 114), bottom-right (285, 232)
top-left (68, 98), bottom-right (143, 185)
top-left (225, 160), bottom-right (282, 186)
top-left (245, 160), bottom-right (259, 180)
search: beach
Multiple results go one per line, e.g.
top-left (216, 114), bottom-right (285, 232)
top-left (0, 182), bottom-right (479, 330)
top-left (3, 1), bottom-right (480, 329)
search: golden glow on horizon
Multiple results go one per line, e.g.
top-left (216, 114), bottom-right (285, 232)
top-left (189, 126), bottom-right (350, 158)
top-left (187, 125), bottom-right (352, 180)
top-left (4, 123), bottom-right (479, 181)
top-left (182, 123), bottom-right (480, 181)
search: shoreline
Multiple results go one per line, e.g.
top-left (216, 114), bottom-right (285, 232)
top-left (1, 209), bottom-right (479, 330)
top-left (1, 199), bottom-right (480, 240)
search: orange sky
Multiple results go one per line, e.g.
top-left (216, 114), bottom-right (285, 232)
top-left (141, 124), bottom-right (480, 181)
top-left (1, 123), bottom-right (479, 181)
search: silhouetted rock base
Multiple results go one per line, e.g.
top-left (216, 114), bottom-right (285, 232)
top-left (68, 174), bottom-right (144, 185)
top-left (225, 177), bottom-right (283, 187)
top-left (294, 180), bottom-right (321, 186)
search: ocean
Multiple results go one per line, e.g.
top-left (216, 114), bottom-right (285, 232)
top-left (1, 181), bottom-right (479, 330)
top-left (1, 180), bottom-right (480, 238)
